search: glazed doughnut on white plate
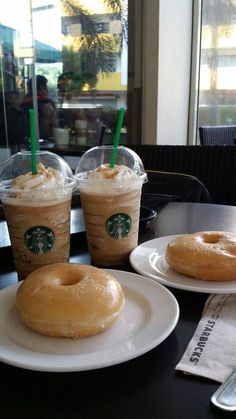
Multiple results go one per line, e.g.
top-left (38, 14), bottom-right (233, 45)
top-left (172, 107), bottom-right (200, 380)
top-left (165, 231), bottom-right (236, 281)
top-left (16, 263), bottom-right (125, 338)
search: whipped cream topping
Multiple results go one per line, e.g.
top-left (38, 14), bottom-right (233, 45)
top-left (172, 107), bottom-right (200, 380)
top-left (77, 164), bottom-right (144, 194)
top-left (89, 164), bottom-right (137, 182)
top-left (2, 162), bottom-right (74, 204)
top-left (13, 162), bottom-right (64, 190)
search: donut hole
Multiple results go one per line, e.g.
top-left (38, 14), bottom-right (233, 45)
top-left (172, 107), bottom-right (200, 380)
top-left (203, 233), bottom-right (220, 244)
top-left (59, 273), bottom-right (82, 286)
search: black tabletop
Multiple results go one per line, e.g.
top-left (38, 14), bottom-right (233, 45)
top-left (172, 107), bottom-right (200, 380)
top-left (0, 202), bottom-right (235, 419)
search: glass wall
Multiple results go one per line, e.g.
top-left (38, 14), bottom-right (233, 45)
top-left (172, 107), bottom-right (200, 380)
top-left (0, 0), bottom-right (128, 163)
top-left (198, 0), bottom-right (236, 127)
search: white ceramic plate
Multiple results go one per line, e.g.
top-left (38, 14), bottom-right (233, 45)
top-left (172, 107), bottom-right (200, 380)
top-left (0, 269), bottom-right (179, 372)
top-left (130, 235), bottom-right (236, 294)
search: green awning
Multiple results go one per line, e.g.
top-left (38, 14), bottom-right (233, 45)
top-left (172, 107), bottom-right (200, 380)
top-left (35, 40), bottom-right (62, 63)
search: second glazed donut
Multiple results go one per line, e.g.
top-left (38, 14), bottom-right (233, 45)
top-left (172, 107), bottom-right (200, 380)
top-left (16, 263), bottom-right (125, 338)
top-left (165, 231), bottom-right (236, 281)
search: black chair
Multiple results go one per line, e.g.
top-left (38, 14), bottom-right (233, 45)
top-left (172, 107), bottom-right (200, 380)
top-left (129, 144), bottom-right (236, 206)
top-left (142, 170), bottom-right (212, 208)
top-left (199, 125), bottom-right (236, 145)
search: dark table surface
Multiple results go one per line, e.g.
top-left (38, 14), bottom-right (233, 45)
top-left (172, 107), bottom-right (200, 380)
top-left (0, 202), bottom-right (236, 419)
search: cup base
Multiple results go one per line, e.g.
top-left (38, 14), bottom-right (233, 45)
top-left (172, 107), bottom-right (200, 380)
top-left (90, 259), bottom-right (131, 270)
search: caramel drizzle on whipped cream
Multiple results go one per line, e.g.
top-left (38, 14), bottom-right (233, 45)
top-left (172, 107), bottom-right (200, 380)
top-left (92, 164), bottom-right (135, 181)
top-left (96, 164), bottom-right (121, 179)
top-left (13, 162), bottom-right (63, 190)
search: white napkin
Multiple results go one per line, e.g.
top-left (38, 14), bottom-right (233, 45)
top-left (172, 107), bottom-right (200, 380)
top-left (175, 294), bottom-right (236, 383)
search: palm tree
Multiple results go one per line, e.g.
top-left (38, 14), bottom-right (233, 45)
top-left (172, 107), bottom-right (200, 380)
top-left (59, 0), bottom-right (127, 98)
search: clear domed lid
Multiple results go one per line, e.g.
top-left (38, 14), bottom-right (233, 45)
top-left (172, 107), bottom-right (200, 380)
top-left (75, 145), bottom-right (146, 180)
top-left (0, 151), bottom-right (75, 195)
top-left (0, 151), bottom-right (73, 182)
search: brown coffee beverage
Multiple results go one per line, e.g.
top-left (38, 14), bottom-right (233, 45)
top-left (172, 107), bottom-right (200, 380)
top-left (80, 187), bottom-right (142, 266)
top-left (3, 199), bottom-right (71, 280)
top-left (0, 151), bottom-right (75, 280)
top-left (75, 146), bottom-right (147, 267)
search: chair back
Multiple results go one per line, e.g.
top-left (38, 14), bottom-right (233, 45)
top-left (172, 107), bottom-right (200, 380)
top-left (199, 125), bottom-right (236, 145)
top-left (128, 144), bottom-right (236, 206)
top-left (143, 170), bottom-right (212, 204)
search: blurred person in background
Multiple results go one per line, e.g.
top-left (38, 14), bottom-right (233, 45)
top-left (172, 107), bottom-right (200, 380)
top-left (22, 75), bottom-right (58, 140)
top-left (0, 90), bottom-right (28, 152)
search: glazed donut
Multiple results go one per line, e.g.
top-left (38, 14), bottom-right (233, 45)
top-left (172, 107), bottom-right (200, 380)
top-left (165, 231), bottom-right (236, 281)
top-left (16, 263), bottom-right (125, 338)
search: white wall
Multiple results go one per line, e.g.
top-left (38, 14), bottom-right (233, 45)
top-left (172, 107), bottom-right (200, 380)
top-left (142, 0), bottom-right (193, 145)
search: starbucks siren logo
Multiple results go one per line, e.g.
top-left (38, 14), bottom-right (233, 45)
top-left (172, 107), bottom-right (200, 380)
top-left (24, 226), bottom-right (55, 254)
top-left (106, 213), bottom-right (132, 239)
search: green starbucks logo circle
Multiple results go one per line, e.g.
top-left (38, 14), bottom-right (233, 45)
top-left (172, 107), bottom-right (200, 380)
top-left (24, 226), bottom-right (55, 254)
top-left (106, 213), bottom-right (132, 239)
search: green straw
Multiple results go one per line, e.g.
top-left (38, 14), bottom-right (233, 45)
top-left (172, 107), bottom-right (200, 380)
top-left (29, 109), bottom-right (37, 175)
top-left (110, 107), bottom-right (125, 168)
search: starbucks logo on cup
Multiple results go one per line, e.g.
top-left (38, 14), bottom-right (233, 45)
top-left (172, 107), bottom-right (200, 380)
top-left (106, 213), bottom-right (132, 239)
top-left (24, 226), bottom-right (55, 254)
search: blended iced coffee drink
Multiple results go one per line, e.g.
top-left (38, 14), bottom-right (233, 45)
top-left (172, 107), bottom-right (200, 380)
top-left (0, 151), bottom-right (75, 280)
top-left (75, 146), bottom-right (147, 266)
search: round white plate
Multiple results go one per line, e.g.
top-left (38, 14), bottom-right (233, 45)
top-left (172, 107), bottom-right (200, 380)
top-left (0, 269), bottom-right (179, 372)
top-left (130, 235), bottom-right (236, 294)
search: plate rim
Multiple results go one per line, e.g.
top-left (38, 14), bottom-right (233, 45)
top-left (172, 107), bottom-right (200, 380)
top-left (0, 269), bottom-right (179, 372)
top-left (130, 235), bottom-right (236, 294)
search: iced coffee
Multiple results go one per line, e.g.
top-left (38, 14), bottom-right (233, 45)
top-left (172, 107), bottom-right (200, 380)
top-left (0, 151), bottom-right (75, 280)
top-left (75, 146), bottom-right (147, 266)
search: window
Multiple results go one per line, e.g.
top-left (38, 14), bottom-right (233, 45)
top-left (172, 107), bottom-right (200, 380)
top-left (0, 0), bottom-right (128, 162)
top-left (198, 0), bottom-right (236, 128)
